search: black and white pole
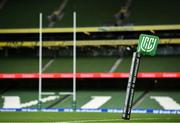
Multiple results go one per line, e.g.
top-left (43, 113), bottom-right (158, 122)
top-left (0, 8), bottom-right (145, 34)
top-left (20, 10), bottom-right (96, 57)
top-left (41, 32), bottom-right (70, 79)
top-left (122, 34), bottom-right (159, 120)
top-left (122, 52), bottom-right (141, 120)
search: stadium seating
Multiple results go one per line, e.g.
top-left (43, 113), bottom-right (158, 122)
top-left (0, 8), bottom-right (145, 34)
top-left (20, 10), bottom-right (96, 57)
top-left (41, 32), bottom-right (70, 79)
top-left (0, 56), bottom-right (180, 73)
top-left (0, 1), bottom-right (179, 122)
top-left (0, 0), bottom-right (180, 28)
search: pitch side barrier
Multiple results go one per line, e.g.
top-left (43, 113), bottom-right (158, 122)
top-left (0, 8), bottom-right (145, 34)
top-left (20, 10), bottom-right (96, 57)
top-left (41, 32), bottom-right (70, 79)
top-left (0, 108), bottom-right (180, 114)
top-left (0, 72), bottom-right (179, 79)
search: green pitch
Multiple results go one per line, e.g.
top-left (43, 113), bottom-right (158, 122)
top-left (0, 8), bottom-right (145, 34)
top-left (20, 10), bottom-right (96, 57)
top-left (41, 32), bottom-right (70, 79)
top-left (0, 112), bottom-right (179, 123)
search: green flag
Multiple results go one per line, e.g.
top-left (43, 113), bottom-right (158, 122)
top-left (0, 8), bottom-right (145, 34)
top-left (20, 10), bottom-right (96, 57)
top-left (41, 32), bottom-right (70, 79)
top-left (137, 34), bottom-right (159, 56)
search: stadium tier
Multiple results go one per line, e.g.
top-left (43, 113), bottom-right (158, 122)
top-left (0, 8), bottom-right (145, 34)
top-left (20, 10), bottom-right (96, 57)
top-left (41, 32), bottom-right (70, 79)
top-left (0, 90), bottom-right (145, 109)
top-left (0, 0), bottom-right (126, 28)
top-left (0, 0), bottom-right (180, 28)
top-left (1, 89), bottom-right (179, 110)
top-left (136, 90), bottom-right (180, 110)
top-left (0, 25), bottom-right (180, 48)
top-left (0, 56), bottom-right (180, 73)
top-left (0, 0), bottom-right (180, 122)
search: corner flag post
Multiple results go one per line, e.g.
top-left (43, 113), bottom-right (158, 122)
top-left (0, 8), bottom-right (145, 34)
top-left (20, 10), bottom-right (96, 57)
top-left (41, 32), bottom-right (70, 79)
top-left (122, 34), bottom-right (159, 120)
top-left (122, 51), bottom-right (140, 120)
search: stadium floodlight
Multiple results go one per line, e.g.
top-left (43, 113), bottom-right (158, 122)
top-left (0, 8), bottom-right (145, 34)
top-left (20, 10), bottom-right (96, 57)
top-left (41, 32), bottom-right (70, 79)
top-left (122, 34), bottom-right (159, 120)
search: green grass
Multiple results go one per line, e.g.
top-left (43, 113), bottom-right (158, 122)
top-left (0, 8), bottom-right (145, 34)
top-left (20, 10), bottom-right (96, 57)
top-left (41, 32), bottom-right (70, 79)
top-left (0, 112), bottom-right (179, 122)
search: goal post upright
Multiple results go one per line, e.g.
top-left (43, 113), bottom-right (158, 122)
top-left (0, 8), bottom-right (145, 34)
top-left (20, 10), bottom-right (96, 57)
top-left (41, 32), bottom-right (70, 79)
top-left (38, 13), bottom-right (43, 109)
top-left (72, 11), bottom-right (77, 110)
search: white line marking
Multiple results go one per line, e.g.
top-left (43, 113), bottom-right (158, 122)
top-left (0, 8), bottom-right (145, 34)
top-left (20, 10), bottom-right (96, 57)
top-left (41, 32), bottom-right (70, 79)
top-left (41, 92), bottom-right (56, 95)
top-left (150, 96), bottom-right (180, 110)
top-left (81, 96), bottom-right (111, 109)
top-left (109, 58), bottom-right (123, 72)
top-left (42, 59), bottom-right (54, 72)
top-left (59, 92), bottom-right (73, 95)
top-left (20, 96), bottom-right (59, 108)
top-left (2, 96), bottom-right (21, 108)
top-left (2, 96), bottom-right (59, 108)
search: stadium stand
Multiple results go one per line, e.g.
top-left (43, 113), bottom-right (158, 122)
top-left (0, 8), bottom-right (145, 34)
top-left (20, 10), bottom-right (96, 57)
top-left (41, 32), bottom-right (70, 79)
top-left (0, 56), bottom-right (180, 73)
top-left (0, 1), bottom-right (180, 123)
top-left (0, 0), bottom-right (180, 28)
